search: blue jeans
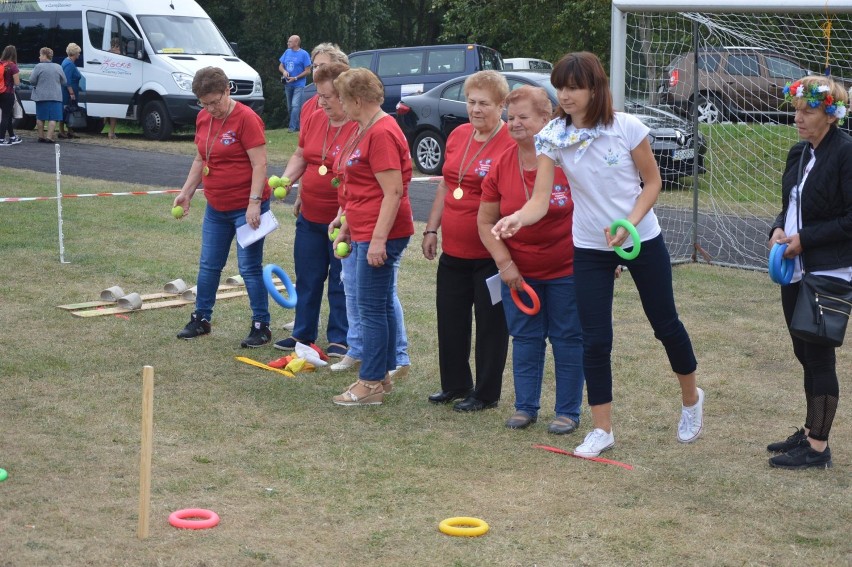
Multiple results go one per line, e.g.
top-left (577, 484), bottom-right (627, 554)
top-left (292, 215), bottom-right (347, 344)
top-left (284, 84), bottom-right (305, 131)
top-left (573, 234), bottom-right (696, 406)
top-left (342, 249), bottom-right (410, 365)
top-left (501, 276), bottom-right (584, 422)
top-left (353, 237), bottom-right (410, 381)
top-left (196, 201), bottom-right (270, 323)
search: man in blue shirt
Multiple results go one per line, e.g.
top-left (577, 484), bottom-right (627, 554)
top-left (278, 35), bottom-right (312, 132)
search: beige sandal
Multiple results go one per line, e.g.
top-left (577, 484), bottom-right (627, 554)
top-left (332, 379), bottom-right (384, 406)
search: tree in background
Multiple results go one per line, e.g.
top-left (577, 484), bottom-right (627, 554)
top-left (197, 0), bottom-right (614, 128)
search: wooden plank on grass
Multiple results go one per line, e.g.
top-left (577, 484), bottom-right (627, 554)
top-left (69, 285), bottom-right (286, 318)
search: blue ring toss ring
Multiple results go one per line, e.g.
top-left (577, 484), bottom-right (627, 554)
top-left (768, 242), bottom-right (794, 285)
top-left (610, 219), bottom-right (641, 261)
top-left (263, 264), bottom-right (297, 309)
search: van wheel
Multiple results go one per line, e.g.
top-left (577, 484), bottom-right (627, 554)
top-left (142, 100), bottom-right (174, 140)
top-left (84, 117), bottom-right (105, 134)
top-left (413, 131), bottom-right (445, 175)
top-left (693, 95), bottom-right (724, 124)
top-left (14, 114), bottom-right (36, 130)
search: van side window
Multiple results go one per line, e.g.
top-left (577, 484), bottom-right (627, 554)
top-left (88, 12), bottom-right (135, 56)
top-left (478, 46), bottom-right (502, 70)
top-left (349, 53), bottom-right (372, 70)
top-left (725, 54), bottom-right (760, 77)
top-left (765, 55), bottom-right (806, 79)
top-left (55, 12), bottom-right (83, 61)
top-left (427, 49), bottom-right (464, 74)
top-left (0, 11), bottom-right (79, 64)
top-left (378, 52), bottom-right (423, 77)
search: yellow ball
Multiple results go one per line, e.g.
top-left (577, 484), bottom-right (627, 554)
top-left (268, 175), bottom-right (281, 188)
top-left (335, 241), bottom-right (350, 257)
top-left (274, 186), bottom-right (288, 200)
top-left (171, 205), bottom-right (184, 219)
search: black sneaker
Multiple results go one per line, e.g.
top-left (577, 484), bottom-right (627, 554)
top-left (241, 321), bottom-right (271, 348)
top-left (767, 427), bottom-right (806, 453)
top-left (768, 439), bottom-right (832, 470)
top-left (177, 312), bottom-right (211, 340)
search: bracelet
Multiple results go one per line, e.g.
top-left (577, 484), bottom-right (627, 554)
top-left (423, 229), bottom-right (438, 236)
top-left (498, 260), bottom-right (514, 273)
top-left (248, 195), bottom-right (262, 201)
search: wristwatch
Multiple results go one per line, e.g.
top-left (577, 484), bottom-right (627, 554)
top-left (249, 195), bottom-right (262, 201)
top-left (423, 229), bottom-right (438, 236)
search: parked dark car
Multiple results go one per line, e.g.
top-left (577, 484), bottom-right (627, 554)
top-left (658, 47), bottom-right (811, 124)
top-left (396, 71), bottom-right (706, 183)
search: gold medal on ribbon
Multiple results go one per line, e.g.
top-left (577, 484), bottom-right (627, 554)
top-left (453, 187), bottom-right (463, 200)
top-left (203, 165), bottom-right (210, 176)
top-left (318, 164), bottom-right (328, 176)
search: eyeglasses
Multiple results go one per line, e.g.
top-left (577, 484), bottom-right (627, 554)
top-left (197, 92), bottom-right (228, 109)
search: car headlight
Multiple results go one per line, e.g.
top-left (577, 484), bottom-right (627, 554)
top-left (253, 76), bottom-right (263, 96)
top-left (172, 72), bottom-right (194, 92)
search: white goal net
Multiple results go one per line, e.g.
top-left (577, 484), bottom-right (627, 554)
top-left (613, 3), bottom-right (852, 269)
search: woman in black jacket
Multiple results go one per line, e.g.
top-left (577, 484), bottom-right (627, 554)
top-left (767, 75), bottom-right (852, 470)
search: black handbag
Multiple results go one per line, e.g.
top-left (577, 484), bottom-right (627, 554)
top-left (64, 103), bottom-right (87, 129)
top-left (787, 147), bottom-right (852, 347)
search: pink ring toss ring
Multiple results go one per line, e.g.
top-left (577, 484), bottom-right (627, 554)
top-left (511, 282), bottom-right (540, 316)
top-left (168, 508), bottom-right (220, 530)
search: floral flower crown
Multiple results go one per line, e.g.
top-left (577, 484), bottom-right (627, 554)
top-left (783, 80), bottom-right (847, 125)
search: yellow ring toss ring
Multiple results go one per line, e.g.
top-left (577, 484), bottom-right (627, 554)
top-left (439, 516), bottom-right (489, 537)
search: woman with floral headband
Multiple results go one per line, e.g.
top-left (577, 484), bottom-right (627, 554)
top-left (766, 75), bottom-right (851, 470)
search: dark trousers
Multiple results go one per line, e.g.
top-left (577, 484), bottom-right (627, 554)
top-left (0, 92), bottom-right (15, 139)
top-left (781, 281), bottom-right (840, 440)
top-left (436, 253), bottom-right (509, 402)
top-left (573, 234), bottom-right (697, 406)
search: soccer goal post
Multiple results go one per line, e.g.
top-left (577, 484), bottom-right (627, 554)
top-left (611, 1), bottom-right (852, 269)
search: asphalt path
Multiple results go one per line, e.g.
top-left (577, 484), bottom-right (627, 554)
top-left (0, 133), bottom-right (772, 269)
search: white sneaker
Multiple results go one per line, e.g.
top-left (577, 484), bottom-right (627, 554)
top-left (574, 428), bottom-right (615, 457)
top-left (8, 135), bottom-right (22, 145)
top-left (677, 387), bottom-right (704, 443)
top-left (330, 355), bottom-right (361, 372)
top-left (282, 320), bottom-right (295, 331)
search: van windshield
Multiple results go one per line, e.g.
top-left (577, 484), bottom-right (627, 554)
top-left (137, 15), bottom-right (232, 56)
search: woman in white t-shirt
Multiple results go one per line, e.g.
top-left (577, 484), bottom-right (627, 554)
top-left (493, 52), bottom-right (704, 458)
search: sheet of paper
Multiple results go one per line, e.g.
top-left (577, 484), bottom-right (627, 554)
top-left (236, 209), bottom-right (278, 248)
top-left (486, 273), bottom-right (503, 306)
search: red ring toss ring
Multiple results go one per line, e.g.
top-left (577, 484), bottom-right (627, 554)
top-left (168, 508), bottom-right (220, 530)
top-left (439, 516), bottom-right (489, 537)
top-left (510, 281), bottom-right (540, 315)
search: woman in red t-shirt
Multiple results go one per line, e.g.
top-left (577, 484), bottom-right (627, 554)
top-left (421, 70), bottom-right (514, 412)
top-left (273, 62), bottom-right (357, 357)
top-left (479, 85), bottom-right (584, 434)
top-left (329, 68), bottom-right (414, 406)
top-left (172, 66), bottom-right (271, 348)
top-left (0, 45), bottom-right (22, 145)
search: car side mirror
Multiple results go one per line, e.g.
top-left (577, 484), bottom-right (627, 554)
top-left (127, 39), bottom-right (145, 60)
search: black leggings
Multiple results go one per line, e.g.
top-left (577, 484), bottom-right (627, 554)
top-left (0, 92), bottom-right (15, 139)
top-left (781, 282), bottom-right (840, 441)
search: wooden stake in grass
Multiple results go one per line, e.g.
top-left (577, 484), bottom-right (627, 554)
top-left (137, 366), bottom-right (154, 540)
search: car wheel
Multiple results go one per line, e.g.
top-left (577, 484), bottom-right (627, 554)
top-left (413, 131), bottom-right (445, 175)
top-left (693, 94), bottom-right (724, 124)
top-left (141, 100), bottom-right (174, 141)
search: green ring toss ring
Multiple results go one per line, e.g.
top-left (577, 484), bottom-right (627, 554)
top-left (610, 219), bottom-right (641, 260)
top-left (0, 468), bottom-right (7, 482)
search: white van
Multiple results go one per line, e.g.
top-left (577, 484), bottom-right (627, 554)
top-left (503, 58), bottom-right (553, 71)
top-left (2, 0), bottom-right (264, 139)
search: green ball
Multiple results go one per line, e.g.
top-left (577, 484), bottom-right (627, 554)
top-left (329, 227), bottom-right (340, 241)
top-left (274, 186), bottom-right (288, 200)
top-left (281, 176), bottom-right (291, 186)
top-left (341, 214), bottom-right (347, 225)
top-left (268, 175), bottom-right (281, 188)
top-left (336, 241), bottom-right (350, 257)
top-left (171, 205), bottom-right (184, 219)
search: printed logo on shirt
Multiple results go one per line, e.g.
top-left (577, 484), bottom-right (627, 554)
top-left (605, 148), bottom-right (620, 167)
top-left (550, 184), bottom-right (570, 207)
top-left (476, 158), bottom-right (493, 177)
top-left (221, 131), bottom-right (237, 146)
top-left (347, 148), bottom-right (362, 167)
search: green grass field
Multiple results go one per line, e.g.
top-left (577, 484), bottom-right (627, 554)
top-left (0, 166), bottom-right (848, 566)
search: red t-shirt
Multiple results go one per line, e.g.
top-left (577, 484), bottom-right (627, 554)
top-left (481, 145), bottom-right (574, 280)
top-left (195, 102), bottom-right (268, 211)
top-left (301, 93), bottom-right (321, 119)
top-left (340, 115), bottom-right (414, 243)
top-left (2, 61), bottom-right (19, 92)
top-left (298, 109), bottom-right (358, 223)
top-left (440, 123), bottom-right (514, 259)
